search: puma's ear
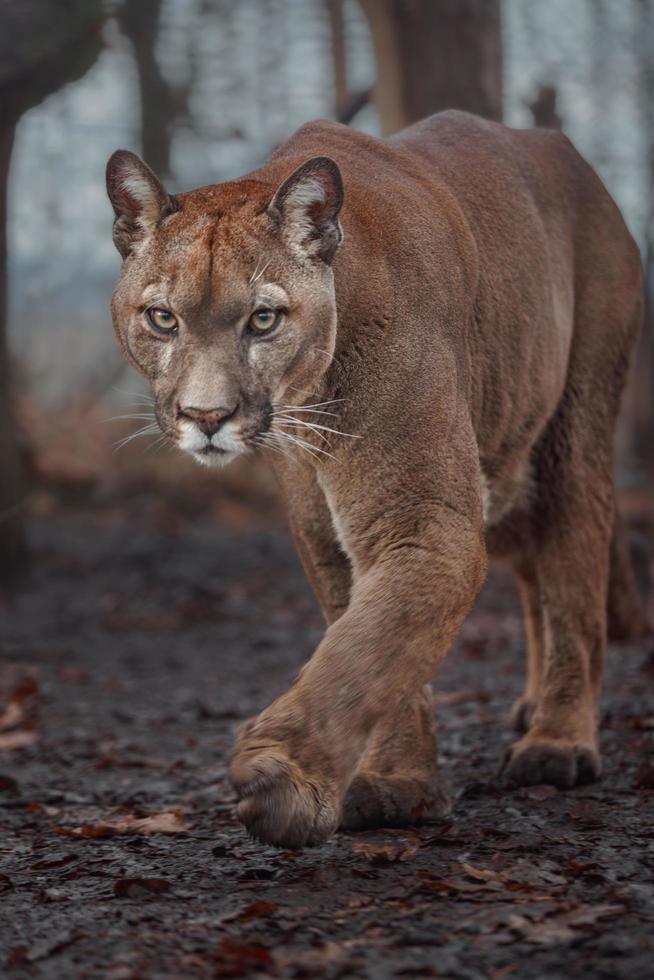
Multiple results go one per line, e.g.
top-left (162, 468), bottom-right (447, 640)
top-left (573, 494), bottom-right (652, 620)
top-left (267, 156), bottom-right (344, 264)
top-left (106, 150), bottom-right (176, 258)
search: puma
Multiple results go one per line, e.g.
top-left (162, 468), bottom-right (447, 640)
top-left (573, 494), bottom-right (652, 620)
top-left (106, 110), bottom-right (645, 848)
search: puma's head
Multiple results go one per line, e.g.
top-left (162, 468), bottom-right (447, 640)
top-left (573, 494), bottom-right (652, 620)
top-left (106, 150), bottom-right (343, 465)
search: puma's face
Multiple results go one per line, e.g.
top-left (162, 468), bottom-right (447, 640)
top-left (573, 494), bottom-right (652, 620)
top-left (106, 152), bottom-right (343, 466)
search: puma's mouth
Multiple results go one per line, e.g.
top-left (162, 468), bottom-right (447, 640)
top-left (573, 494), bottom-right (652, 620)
top-left (191, 443), bottom-right (243, 468)
top-left (176, 417), bottom-right (248, 466)
top-left (198, 445), bottom-right (226, 457)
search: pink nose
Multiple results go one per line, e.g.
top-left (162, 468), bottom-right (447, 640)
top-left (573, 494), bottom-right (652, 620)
top-left (177, 405), bottom-right (236, 437)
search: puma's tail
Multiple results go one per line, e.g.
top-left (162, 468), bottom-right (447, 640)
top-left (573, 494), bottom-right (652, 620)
top-left (607, 512), bottom-right (651, 642)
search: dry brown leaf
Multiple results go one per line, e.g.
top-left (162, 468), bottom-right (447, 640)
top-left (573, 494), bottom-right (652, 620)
top-left (226, 901), bottom-right (279, 923)
top-left (54, 810), bottom-right (187, 837)
top-left (462, 861), bottom-right (503, 882)
top-left (509, 904), bottom-right (625, 945)
top-left (525, 785), bottom-right (559, 801)
top-left (352, 838), bottom-right (420, 864)
top-left (0, 702), bottom-right (25, 733)
top-left (215, 938), bottom-right (274, 978)
top-left (0, 730), bottom-right (37, 751)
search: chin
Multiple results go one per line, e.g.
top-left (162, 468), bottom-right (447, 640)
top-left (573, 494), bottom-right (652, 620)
top-left (191, 447), bottom-right (243, 468)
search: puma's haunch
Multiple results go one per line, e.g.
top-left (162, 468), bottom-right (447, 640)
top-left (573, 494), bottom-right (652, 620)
top-left (107, 110), bottom-right (645, 847)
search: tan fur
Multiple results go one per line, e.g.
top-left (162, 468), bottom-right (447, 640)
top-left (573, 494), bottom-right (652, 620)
top-left (107, 111), bottom-right (644, 848)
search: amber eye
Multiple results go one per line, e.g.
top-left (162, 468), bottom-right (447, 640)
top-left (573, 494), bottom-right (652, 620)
top-left (146, 308), bottom-right (178, 334)
top-left (248, 308), bottom-right (281, 333)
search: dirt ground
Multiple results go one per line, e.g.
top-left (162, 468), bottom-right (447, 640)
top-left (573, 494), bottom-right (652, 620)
top-left (1, 495), bottom-right (654, 979)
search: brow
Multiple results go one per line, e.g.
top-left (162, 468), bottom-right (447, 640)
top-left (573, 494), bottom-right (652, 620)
top-left (256, 282), bottom-right (290, 309)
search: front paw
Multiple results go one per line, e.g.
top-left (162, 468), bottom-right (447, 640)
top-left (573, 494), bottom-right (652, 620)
top-left (230, 737), bottom-right (340, 848)
top-left (503, 734), bottom-right (600, 789)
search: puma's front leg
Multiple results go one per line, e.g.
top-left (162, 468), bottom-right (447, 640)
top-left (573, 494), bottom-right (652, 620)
top-left (231, 500), bottom-right (486, 847)
top-left (284, 471), bottom-right (449, 832)
top-left (280, 465), bottom-right (352, 625)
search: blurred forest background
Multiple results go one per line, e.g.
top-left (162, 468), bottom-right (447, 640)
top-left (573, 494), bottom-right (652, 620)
top-left (0, 0), bottom-right (653, 580)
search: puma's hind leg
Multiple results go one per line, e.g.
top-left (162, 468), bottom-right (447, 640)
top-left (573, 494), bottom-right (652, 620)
top-left (510, 563), bottom-right (546, 734)
top-left (503, 409), bottom-right (615, 788)
top-left (340, 685), bottom-right (451, 830)
top-left (503, 536), bottom-right (609, 787)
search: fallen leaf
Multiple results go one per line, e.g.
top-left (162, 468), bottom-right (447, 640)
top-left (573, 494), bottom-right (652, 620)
top-left (54, 810), bottom-right (187, 837)
top-left (226, 901), bottom-right (278, 923)
top-left (0, 730), bottom-right (37, 751)
top-left (509, 904), bottom-right (625, 945)
top-left (462, 862), bottom-right (503, 882)
top-left (525, 785), bottom-right (559, 801)
top-left (415, 872), bottom-right (488, 895)
top-left (628, 716), bottom-right (654, 730)
top-left (0, 701), bottom-right (24, 732)
top-left (8, 677), bottom-right (39, 703)
top-left (214, 938), bottom-right (273, 978)
top-left (352, 838), bottom-right (420, 864)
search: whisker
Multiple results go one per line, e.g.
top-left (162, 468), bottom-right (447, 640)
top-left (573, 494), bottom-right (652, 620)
top-left (274, 419), bottom-right (330, 443)
top-left (275, 430), bottom-right (337, 462)
top-left (274, 399), bottom-right (345, 410)
top-left (101, 413), bottom-right (157, 423)
top-left (111, 387), bottom-right (155, 404)
top-left (144, 433), bottom-right (170, 455)
top-left (112, 427), bottom-right (159, 450)
top-left (274, 417), bottom-right (360, 440)
top-left (274, 430), bottom-right (322, 462)
top-left (112, 423), bottom-right (160, 453)
top-left (287, 384), bottom-right (323, 398)
top-left (255, 434), bottom-right (297, 465)
top-left (271, 407), bottom-right (339, 418)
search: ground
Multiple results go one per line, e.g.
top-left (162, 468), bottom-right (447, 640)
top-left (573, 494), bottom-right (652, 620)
top-left (1, 496), bottom-right (653, 979)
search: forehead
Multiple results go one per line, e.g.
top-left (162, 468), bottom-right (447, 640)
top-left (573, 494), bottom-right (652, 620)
top-left (161, 178), bottom-right (271, 255)
top-left (139, 179), bottom-right (277, 305)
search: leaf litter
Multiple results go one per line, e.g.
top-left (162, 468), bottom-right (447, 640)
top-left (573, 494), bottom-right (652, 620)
top-left (1, 503), bottom-right (653, 978)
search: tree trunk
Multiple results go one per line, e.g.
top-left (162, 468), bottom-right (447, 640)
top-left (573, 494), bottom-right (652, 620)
top-left (0, 122), bottom-right (26, 579)
top-left (527, 86), bottom-right (562, 130)
top-left (118, 0), bottom-right (175, 179)
top-left (359, 0), bottom-right (503, 135)
top-left (328, 0), bottom-right (348, 118)
top-left (625, 0), bottom-right (654, 483)
top-left (0, 0), bottom-right (105, 583)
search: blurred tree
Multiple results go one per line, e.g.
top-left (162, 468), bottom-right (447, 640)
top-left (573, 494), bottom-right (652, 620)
top-left (117, 0), bottom-right (176, 180)
top-left (328, 0), bottom-right (349, 119)
top-left (634, 0), bottom-right (654, 476)
top-left (526, 86), bottom-right (562, 130)
top-left (358, 0), bottom-right (503, 135)
top-left (328, 0), bottom-right (373, 125)
top-left (0, 0), bottom-right (104, 581)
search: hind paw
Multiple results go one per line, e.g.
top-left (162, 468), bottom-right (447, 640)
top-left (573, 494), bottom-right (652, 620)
top-left (340, 772), bottom-right (451, 831)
